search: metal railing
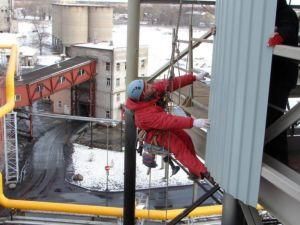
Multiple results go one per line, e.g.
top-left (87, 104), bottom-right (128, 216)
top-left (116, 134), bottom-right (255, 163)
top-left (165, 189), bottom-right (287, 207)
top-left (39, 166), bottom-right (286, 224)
top-left (0, 44), bottom-right (17, 118)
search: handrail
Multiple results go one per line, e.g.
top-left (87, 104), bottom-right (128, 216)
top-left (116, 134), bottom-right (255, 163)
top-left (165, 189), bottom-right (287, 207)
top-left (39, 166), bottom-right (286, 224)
top-left (0, 44), bottom-right (17, 118)
top-left (0, 173), bottom-right (222, 220)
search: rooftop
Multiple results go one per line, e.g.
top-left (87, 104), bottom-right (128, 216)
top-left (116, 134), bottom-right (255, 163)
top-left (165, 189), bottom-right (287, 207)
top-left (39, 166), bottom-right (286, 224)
top-left (16, 56), bottom-right (96, 85)
top-left (74, 42), bottom-right (116, 50)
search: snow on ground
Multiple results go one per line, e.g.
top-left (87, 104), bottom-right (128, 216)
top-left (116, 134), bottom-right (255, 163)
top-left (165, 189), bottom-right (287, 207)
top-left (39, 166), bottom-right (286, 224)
top-left (71, 143), bottom-right (193, 192)
top-left (37, 55), bottom-right (61, 66)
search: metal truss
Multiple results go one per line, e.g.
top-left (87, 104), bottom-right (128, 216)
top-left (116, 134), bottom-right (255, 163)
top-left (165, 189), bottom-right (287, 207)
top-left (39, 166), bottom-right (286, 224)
top-left (4, 112), bottom-right (19, 185)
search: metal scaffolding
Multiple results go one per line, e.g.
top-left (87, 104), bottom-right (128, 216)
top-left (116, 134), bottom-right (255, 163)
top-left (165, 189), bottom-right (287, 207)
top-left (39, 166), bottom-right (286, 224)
top-left (4, 112), bottom-right (19, 185)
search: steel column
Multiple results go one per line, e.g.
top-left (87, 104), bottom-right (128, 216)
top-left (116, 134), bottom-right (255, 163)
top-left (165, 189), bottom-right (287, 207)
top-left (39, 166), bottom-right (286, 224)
top-left (123, 109), bottom-right (137, 225)
top-left (221, 193), bottom-right (246, 225)
top-left (125, 0), bottom-right (140, 88)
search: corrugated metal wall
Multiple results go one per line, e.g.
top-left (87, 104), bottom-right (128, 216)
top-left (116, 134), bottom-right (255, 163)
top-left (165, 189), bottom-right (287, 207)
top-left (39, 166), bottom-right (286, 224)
top-left (206, 0), bottom-right (277, 206)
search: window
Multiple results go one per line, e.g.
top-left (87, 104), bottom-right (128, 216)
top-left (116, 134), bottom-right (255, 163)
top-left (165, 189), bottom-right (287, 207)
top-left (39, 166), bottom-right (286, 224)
top-left (106, 110), bottom-right (110, 118)
top-left (35, 84), bottom-right (43, 93)
top-left (116, 63), bottom-right (120, 71)
top-left (105, 62), bottom-right (111, 71)
top-left (116, 78), bottom-right (120, 87)
top-left (141, 59), bottom-right (145, 68)
top-left (141, 74), bottom-right (145, 77)
top-left (15, 95), bottom-right (21, 102)
top-left (106, 78), bottom-right (111, 86)
top-left (116, 93), bottom-right (120, 102)
top-left (77, 69), bottom-right (85, 76)
top-left (125, 62), bottom-right (127, 70)
top-left (59, 76), bottom-right (65, 84)
top-left (58, 101), bottom-right (62, 108)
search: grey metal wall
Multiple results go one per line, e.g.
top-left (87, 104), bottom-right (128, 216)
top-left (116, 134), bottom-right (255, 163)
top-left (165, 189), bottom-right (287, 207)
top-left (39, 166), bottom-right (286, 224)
top-left (206, 0), bottom-right (277, 206)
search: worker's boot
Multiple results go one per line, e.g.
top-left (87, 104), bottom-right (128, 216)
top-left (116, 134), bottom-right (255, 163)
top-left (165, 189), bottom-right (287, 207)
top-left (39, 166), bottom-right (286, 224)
top-left (171, 166), bottom-right (180, 176)
top-left (201, 172), bottom-right (216, 185)
top-left (163, 156), bottom-right (180, 176)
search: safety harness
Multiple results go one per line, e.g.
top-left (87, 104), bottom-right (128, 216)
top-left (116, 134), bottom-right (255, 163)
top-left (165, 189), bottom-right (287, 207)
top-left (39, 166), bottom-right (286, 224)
top-left (136, 129), bottom-right (170, 168)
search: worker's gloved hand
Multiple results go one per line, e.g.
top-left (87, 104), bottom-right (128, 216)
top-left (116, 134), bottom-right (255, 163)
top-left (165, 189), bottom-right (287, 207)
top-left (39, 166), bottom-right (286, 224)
top-left (195, 70), bottom-right (209, 81)
top-left (268, 32), bottom-right (284, 47)
top-left (193, 119), bottom-right (210, 129)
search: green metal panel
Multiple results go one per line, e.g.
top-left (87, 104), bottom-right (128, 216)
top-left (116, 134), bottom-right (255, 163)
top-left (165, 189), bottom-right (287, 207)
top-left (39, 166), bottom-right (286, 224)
top-left (206, 0), bottom-right (277, 206)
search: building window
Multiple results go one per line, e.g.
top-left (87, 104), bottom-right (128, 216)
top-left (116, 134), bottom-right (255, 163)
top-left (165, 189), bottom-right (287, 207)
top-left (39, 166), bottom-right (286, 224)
top-left (106, 78), bottom-right (111, 86)
top-left (58, 101), bottom-right (62, 108)
top-left (105, 62), bottom-right (111, 71)
top-left (59, 76), bottom-right (65, 84)
top-left (116, 63), bottom-right (120, 71)
top-left (141, 74), bottom-right (145, 77)
top-left (77, 69), bottom-right (85, 76)
top-left (125, 62), bottom-right (127, 70)
top-left (141, 59), bottom-right (145, 68)
top-left (15, 95), bottom-right (21, 102)
top-left (35, 84), bottom-right (43, 93)
top-left (116, 93), bottom-right (120, 102)
top-left (106, 110), bottom-right (110, 118)
top-left (116, 78), bottom-right (120, 87)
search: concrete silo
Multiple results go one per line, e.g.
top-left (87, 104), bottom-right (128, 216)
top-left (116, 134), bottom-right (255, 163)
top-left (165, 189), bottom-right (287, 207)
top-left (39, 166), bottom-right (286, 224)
top-left (88, 6), bottom-right (113, 43)
top-left (52, 4), bottom-right (62, 46)
top-left (61, 4), bottom-right (88, 46)
top-left (0, 0), bottom-right (11, 32)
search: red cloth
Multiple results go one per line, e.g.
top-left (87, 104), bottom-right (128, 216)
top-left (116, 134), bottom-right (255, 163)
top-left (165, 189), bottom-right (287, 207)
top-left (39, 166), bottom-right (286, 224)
top-left (268, 33), bottom-right (284, 46)
top-left (126, 74), bottom-right (208, 177)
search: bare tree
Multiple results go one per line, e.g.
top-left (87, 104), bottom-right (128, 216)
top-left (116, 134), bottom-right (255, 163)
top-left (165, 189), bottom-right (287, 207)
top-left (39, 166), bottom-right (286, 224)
top-left (32, 20), bottom-right (49, 55)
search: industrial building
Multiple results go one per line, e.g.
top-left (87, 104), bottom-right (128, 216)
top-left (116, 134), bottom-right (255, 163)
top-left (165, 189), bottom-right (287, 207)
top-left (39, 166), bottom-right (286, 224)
top-left (0, 0), bottom-right (300, 225)
top-left (67, 43), bottom-right (148, 120)
top-left (52, 3), bottom-right (113, 53)
top-left (50, 2), bottom-right (148, 120)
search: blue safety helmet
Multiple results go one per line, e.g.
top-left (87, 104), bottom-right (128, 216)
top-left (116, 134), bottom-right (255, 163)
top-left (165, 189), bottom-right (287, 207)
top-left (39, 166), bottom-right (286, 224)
top-left (127, 79), bottom-right (144, 101)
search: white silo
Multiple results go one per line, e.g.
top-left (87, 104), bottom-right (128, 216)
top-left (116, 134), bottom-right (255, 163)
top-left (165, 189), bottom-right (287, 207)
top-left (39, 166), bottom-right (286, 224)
top-left (61, 4), bottom-right (88, 46)
top-left (0, 0), bottom-right (11, 32)
top-left (52, 4), bottom-right (62, 40)
top-left (88, 6), bottom-right (113, 43)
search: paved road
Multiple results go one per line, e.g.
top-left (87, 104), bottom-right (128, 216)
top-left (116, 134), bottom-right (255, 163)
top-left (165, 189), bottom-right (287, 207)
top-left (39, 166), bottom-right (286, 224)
top-left (6, 118), bottom-right (221, 209)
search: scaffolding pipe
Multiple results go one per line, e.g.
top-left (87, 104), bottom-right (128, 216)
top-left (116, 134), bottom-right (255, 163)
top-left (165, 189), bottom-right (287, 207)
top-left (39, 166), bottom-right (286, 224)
top-left (147, 30), bottom-right (213, 82)
top-left (0, 173), bottom-right (224, 220)
top-left (124, 0), bottom-right (140, 224)
top-left (0, 44), bottom-right (17, 118)
top-left (125, 0), bottom-right (140, 87)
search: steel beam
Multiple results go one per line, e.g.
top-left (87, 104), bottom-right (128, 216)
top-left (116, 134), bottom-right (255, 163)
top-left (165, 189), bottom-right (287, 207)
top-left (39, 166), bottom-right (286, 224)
top-left (265, 102), bottom-right (300, 144)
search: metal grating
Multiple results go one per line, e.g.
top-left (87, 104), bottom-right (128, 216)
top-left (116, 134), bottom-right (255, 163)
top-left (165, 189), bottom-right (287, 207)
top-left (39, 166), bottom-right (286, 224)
top-left (206, 0), bottom-right (277, 206)
top-left (4, 112), bottom-right (19, 185)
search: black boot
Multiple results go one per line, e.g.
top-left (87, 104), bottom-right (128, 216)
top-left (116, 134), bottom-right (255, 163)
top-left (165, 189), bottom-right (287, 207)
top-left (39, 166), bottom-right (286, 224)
top-left (163, 156), bottom-right (180, 176)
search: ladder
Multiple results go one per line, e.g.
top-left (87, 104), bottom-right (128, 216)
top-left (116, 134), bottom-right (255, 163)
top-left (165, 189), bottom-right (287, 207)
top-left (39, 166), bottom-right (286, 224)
top-left (4, 111), bottom-right (19, 187)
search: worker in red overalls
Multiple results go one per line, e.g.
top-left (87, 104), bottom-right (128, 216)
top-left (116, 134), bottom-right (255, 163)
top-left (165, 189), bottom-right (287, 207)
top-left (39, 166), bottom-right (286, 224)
top-left (126, 73), bottom-right (211, 180)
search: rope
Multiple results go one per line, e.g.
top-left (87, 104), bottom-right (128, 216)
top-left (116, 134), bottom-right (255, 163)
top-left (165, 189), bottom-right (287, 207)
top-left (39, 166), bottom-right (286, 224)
top-left (147, 168), bottom-right (152, 219)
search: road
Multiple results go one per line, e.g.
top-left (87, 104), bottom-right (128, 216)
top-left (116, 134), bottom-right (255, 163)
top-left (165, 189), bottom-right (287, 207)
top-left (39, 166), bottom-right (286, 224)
top-left (6, 117), bottom-right (221, 209)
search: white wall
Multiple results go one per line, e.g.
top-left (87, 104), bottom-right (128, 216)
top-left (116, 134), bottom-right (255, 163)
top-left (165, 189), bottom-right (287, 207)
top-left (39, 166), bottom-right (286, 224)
top-left (69, 45), bottom-right (148, 120)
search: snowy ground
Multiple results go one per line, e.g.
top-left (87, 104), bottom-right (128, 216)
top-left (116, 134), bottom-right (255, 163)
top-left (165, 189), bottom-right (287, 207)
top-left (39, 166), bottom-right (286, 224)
top-left (70, 143), bottom-right (193, 192)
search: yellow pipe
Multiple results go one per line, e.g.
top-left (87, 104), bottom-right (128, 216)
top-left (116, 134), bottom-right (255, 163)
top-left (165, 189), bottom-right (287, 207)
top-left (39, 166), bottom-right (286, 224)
top-left (0, 173), bottom-right (223, 220)
top-left (0, 44), bottom-right (17, 118)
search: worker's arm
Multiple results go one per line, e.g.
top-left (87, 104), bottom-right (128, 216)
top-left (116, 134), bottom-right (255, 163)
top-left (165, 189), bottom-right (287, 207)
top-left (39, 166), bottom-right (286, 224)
top-left (136, 110), bottom-right (194, 130)
top-left (153, 74), bottom-right (195, 94)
